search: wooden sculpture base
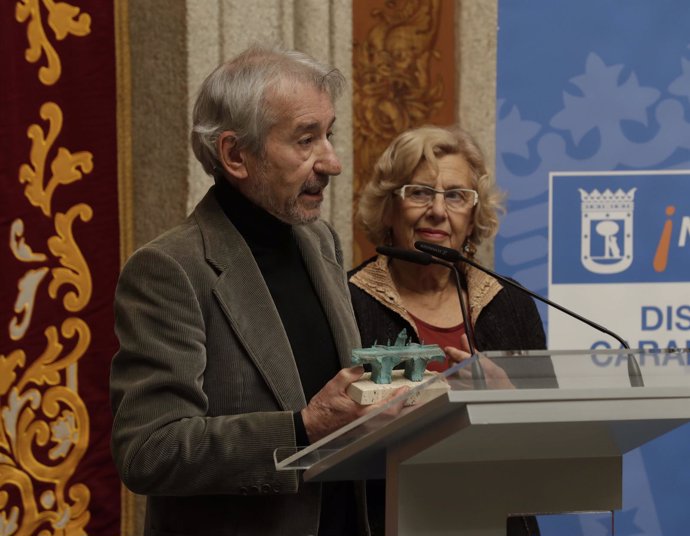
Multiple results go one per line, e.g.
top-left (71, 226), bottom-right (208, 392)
top-left (347, 370), bottom-right (449, 406)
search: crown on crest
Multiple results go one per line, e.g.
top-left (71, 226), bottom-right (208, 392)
top-left (578, 187), bottom-right (636, 212)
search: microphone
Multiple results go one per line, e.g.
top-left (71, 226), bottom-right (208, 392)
top-left (414, 241), bottom-right (644, 387)
top-left (375, 245), bottom-right (486, 387)
top-left (375, 246), bottom-right (434, 266)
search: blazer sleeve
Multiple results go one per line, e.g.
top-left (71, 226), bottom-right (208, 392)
top-left (110, 245), bottom-right (300, 496)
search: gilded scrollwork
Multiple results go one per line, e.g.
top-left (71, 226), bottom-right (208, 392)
top-left (11, 102), bottom-right (94, 338)
top-left (8, 107), bottom-right (93, 520)
top-left (48, 205), bottom-right (93, 313)
top-left (18, 318), bottom-right (90, 392)
top-left (15, 0), bottom-right (91, 86)
top-left (353, 0), bottom-right (445, 191)
top-left (7, 3), bottom-right (94, 528)
top-left (18, 102), bottom-right (94, 217)
top-left (0, 352), bottom-right (26, 400)
top-left (1, 318), bottom-right (91, 535)
top-left (9, 218), bottom-right (51, 342)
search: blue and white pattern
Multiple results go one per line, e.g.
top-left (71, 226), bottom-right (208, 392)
top-left (497, 1), bottom-right (690, 534)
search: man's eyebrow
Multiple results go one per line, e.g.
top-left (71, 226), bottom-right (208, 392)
top-left (292, 117), bottom-right (337, 134)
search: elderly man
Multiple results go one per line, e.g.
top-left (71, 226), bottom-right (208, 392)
top-left (110, 46), bottom-right (399, 536)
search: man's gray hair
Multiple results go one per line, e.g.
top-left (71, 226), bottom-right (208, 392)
top-left (191, 46), bottom-right (345, 176)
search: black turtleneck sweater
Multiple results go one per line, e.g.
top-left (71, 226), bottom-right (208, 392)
top-left (214, 179), bottom-right (357, 536)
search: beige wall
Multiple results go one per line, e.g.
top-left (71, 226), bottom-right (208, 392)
top-left (456, 0), bottom-right (498, 265)
top-left (122, 1), bottom-right (496, 533)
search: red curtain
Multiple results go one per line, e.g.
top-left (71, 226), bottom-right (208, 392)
top-left (1, 2), bottom-right (122, 534)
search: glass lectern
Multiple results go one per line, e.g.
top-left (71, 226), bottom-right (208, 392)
top-left (275, 348), bottom-right (690, 536)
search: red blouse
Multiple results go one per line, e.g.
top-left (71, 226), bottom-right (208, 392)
top-left (408, 312), bottom-right (466, 372)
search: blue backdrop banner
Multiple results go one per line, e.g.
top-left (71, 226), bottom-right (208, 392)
top-left (496, 1), bottom-right (690, 534)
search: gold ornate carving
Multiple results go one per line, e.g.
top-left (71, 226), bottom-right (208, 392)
top-left (1, 318), bottom-right (91, 535)
top-left (48, 204), bottom-right (93, 313)
top-left (0, 352), bottom-right (26, 401)
top-left (7, 0), bottom-right (95, 531)
top-left (9, 218), bottom-right (50, 341)
top-left (352, 0), bottom-right (450, 264)
top-left (18, 319), bottom-right (90, 392)
top-left (18, 102), bottom-right (94, 217)
top-left (15, 0), bottom-right (92, 86)
top-left (5, 41), bottom-right (94, 533)
top-left (353, 0), bottom-right (445, 187)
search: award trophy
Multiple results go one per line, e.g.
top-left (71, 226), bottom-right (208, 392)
top-left (347, 330), bottom-right (450, 406)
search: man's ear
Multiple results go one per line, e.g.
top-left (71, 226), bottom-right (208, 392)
top-left (217, 131), bottom-right (249, 180)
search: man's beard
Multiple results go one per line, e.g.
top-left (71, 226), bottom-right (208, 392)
top-left (248, 165), bottom-right (329, 225)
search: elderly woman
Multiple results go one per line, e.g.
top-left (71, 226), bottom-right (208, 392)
top-left (349, 125), bottom-right (544, 536)
top-left (350, 125), bottom-right (545, 362)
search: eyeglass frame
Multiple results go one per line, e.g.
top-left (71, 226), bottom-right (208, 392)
top-left (393, 184), bottom-right (479, 211)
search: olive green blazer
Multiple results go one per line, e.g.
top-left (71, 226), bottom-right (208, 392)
top-left (110, 188), bottom-right (363, 535)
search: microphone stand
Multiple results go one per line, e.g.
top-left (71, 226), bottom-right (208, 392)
top-left (376, 246), bottom-right (487, 389)
top-left (414, 241), bottom-right (644, 388)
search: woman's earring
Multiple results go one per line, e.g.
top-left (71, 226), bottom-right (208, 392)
top-left (463, 240), bottom-right (476, 257)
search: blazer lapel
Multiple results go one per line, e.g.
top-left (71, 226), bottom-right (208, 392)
top-left (194, 191), bottom-right (307, 411)
top-left (293, 225), bottom-right (361, 368)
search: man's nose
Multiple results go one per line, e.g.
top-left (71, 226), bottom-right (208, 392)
top-left (315, 142), bottom-right (342, 176)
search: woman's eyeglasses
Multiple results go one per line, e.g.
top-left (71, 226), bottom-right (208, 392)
top-left (393, 184), bottom-right (478, 212)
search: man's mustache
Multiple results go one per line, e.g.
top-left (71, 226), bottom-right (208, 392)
top-left (301, 175), bottom-right (330, 193)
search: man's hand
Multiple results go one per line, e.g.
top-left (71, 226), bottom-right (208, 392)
top-left (301, 366), bottom-right (408, 443)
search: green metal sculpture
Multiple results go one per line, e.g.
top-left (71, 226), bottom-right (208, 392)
top-left (351, 330), bottom-right (445, 384)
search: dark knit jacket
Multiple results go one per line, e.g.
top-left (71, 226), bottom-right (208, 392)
top-left (348, 255), bottom-right (546, 352)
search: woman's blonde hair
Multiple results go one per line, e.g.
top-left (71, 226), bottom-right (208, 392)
top-left (356, 125), bottom-right (504, 251)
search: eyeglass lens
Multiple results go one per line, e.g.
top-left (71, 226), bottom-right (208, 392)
top-left (403, 185), bottom-right (475, 210)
